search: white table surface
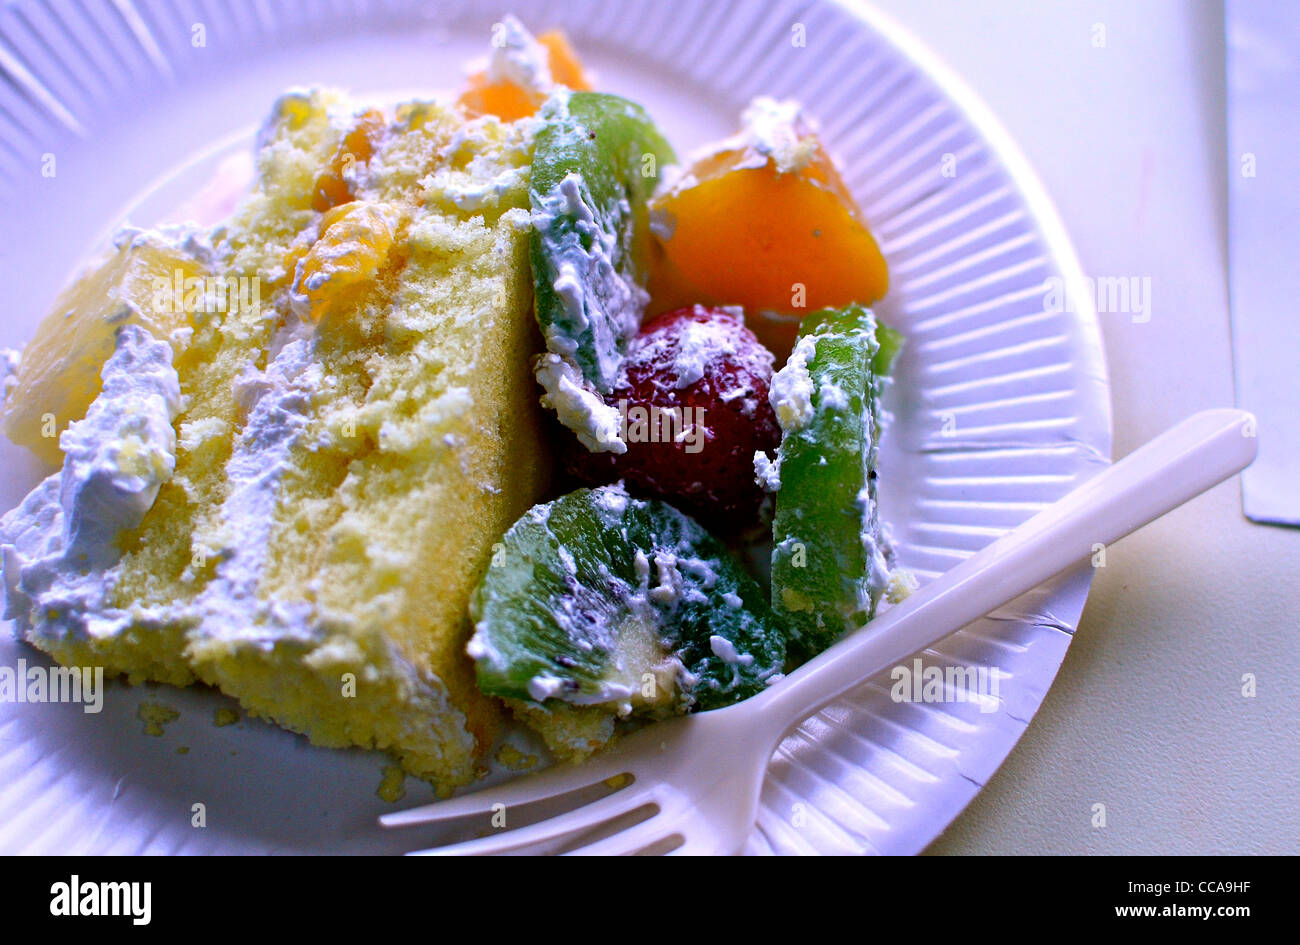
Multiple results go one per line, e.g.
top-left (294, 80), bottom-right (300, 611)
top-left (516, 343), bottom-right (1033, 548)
top-left (864, 0), bottom-right (1298, 855)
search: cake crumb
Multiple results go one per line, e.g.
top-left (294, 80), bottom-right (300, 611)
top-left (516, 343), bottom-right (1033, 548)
top-left (176, 746), bottom-right (190, 755)
top-left (214, 707), bottom-right (240, 727)
top-left (886, 568), bottom-right (919, 604)
top-left (377, 764), bottom-right (407, 803)
top-left (496, 743), bottom-right (539, 771)
top-left (137, 700), bottom-right (179, 737)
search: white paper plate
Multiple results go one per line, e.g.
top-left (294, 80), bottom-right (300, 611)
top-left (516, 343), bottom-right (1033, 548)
top-left (0, 0), bottom-right (1110, 855)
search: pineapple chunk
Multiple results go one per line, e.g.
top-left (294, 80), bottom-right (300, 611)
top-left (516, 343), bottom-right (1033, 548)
top-left (3, 231), bottom-right (209, 466)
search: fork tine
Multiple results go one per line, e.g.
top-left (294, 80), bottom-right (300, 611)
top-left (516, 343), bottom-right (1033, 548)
top-left (561, 813), bottom-right (677, 856)
top-left (665, 833), bottom-right (720, 856)
top-left (380, 752), bottom-right (633, 828)
top-left (406, 783), bottom-right (658, 856)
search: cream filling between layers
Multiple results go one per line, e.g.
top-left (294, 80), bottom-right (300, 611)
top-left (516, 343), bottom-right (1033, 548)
top-left (180, 313), bottom-right (476, 768)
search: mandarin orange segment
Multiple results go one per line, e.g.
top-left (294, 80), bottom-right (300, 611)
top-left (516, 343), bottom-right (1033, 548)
top-left (457, 28), bottom-right (592, 122)
top-left (458, 78), bottom-right (540, 124)
top-left (294, 201), bottom-right (396, 324)
top-left (537, 30), bottom-right (591, 91)
top-left (311, 108), bottom-right (386, 212)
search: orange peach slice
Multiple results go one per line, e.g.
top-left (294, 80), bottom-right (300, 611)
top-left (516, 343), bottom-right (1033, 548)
top-left (648, 103), bottom-right (888, 318)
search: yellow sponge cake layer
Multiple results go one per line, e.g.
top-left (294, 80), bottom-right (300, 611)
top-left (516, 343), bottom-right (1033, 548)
top-left (0, 90), bottom-right (551, 789)
top-left (190, 103), bottom-right (550, 783)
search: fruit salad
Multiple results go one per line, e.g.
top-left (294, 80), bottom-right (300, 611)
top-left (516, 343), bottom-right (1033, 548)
top-left (461, 20), bottom-right (906, 760)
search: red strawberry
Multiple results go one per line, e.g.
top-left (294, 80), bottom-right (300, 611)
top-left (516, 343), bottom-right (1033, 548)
top-left (564, 305), bottom-right (780, 532)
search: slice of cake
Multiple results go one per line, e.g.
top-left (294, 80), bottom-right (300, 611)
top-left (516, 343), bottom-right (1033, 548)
top-left (0, 87), bottom-right (551, 788)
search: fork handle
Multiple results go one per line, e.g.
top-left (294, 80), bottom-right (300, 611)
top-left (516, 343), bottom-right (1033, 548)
top-left (752, 408), bottom-right (1258, 736)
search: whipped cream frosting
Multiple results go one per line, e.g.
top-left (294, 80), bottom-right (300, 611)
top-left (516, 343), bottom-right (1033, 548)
top-left (1, 325), bottom-right (181, 640)
top-left (533, 352), bottom-right (625, 453)
top-left (486, 14), bottom-right (554, 95)
top-left (188, 316), bottom-right (321, 646)
top-left (529, 87), bottom-right (653, 455)
top-left (0, 346), bottom-right (20, 406)
top-left (768, 330), bottom-right (817, 432)
top-left (732, 97), bottom-right (822, 175)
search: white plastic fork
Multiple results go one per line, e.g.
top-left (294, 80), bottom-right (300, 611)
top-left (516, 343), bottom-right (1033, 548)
top-left (381, 409), bottom-right (1257, 855)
